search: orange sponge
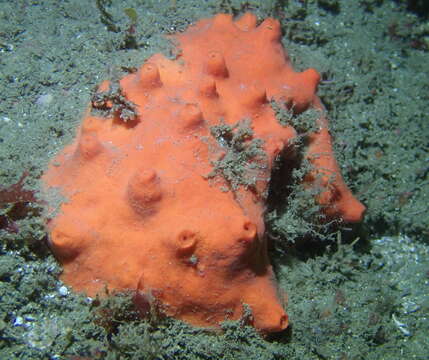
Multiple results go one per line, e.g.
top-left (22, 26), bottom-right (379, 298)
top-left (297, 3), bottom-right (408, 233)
top-left (42, 13), bottom-right (364, 333)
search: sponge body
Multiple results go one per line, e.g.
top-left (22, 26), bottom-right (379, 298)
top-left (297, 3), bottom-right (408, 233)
top-left (43, 13), bottom-right (364, 333)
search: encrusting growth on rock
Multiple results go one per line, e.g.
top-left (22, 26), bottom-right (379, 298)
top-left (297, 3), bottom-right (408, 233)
top-left (42, 12), bottom-right (365, 333)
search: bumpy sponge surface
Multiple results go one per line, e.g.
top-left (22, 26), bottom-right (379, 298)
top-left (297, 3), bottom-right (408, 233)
top-left (42, 13), bottom-right (364, 333)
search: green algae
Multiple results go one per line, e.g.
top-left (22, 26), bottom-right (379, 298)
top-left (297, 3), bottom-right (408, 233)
top-left (208, 119), bottom-right (268, 193)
